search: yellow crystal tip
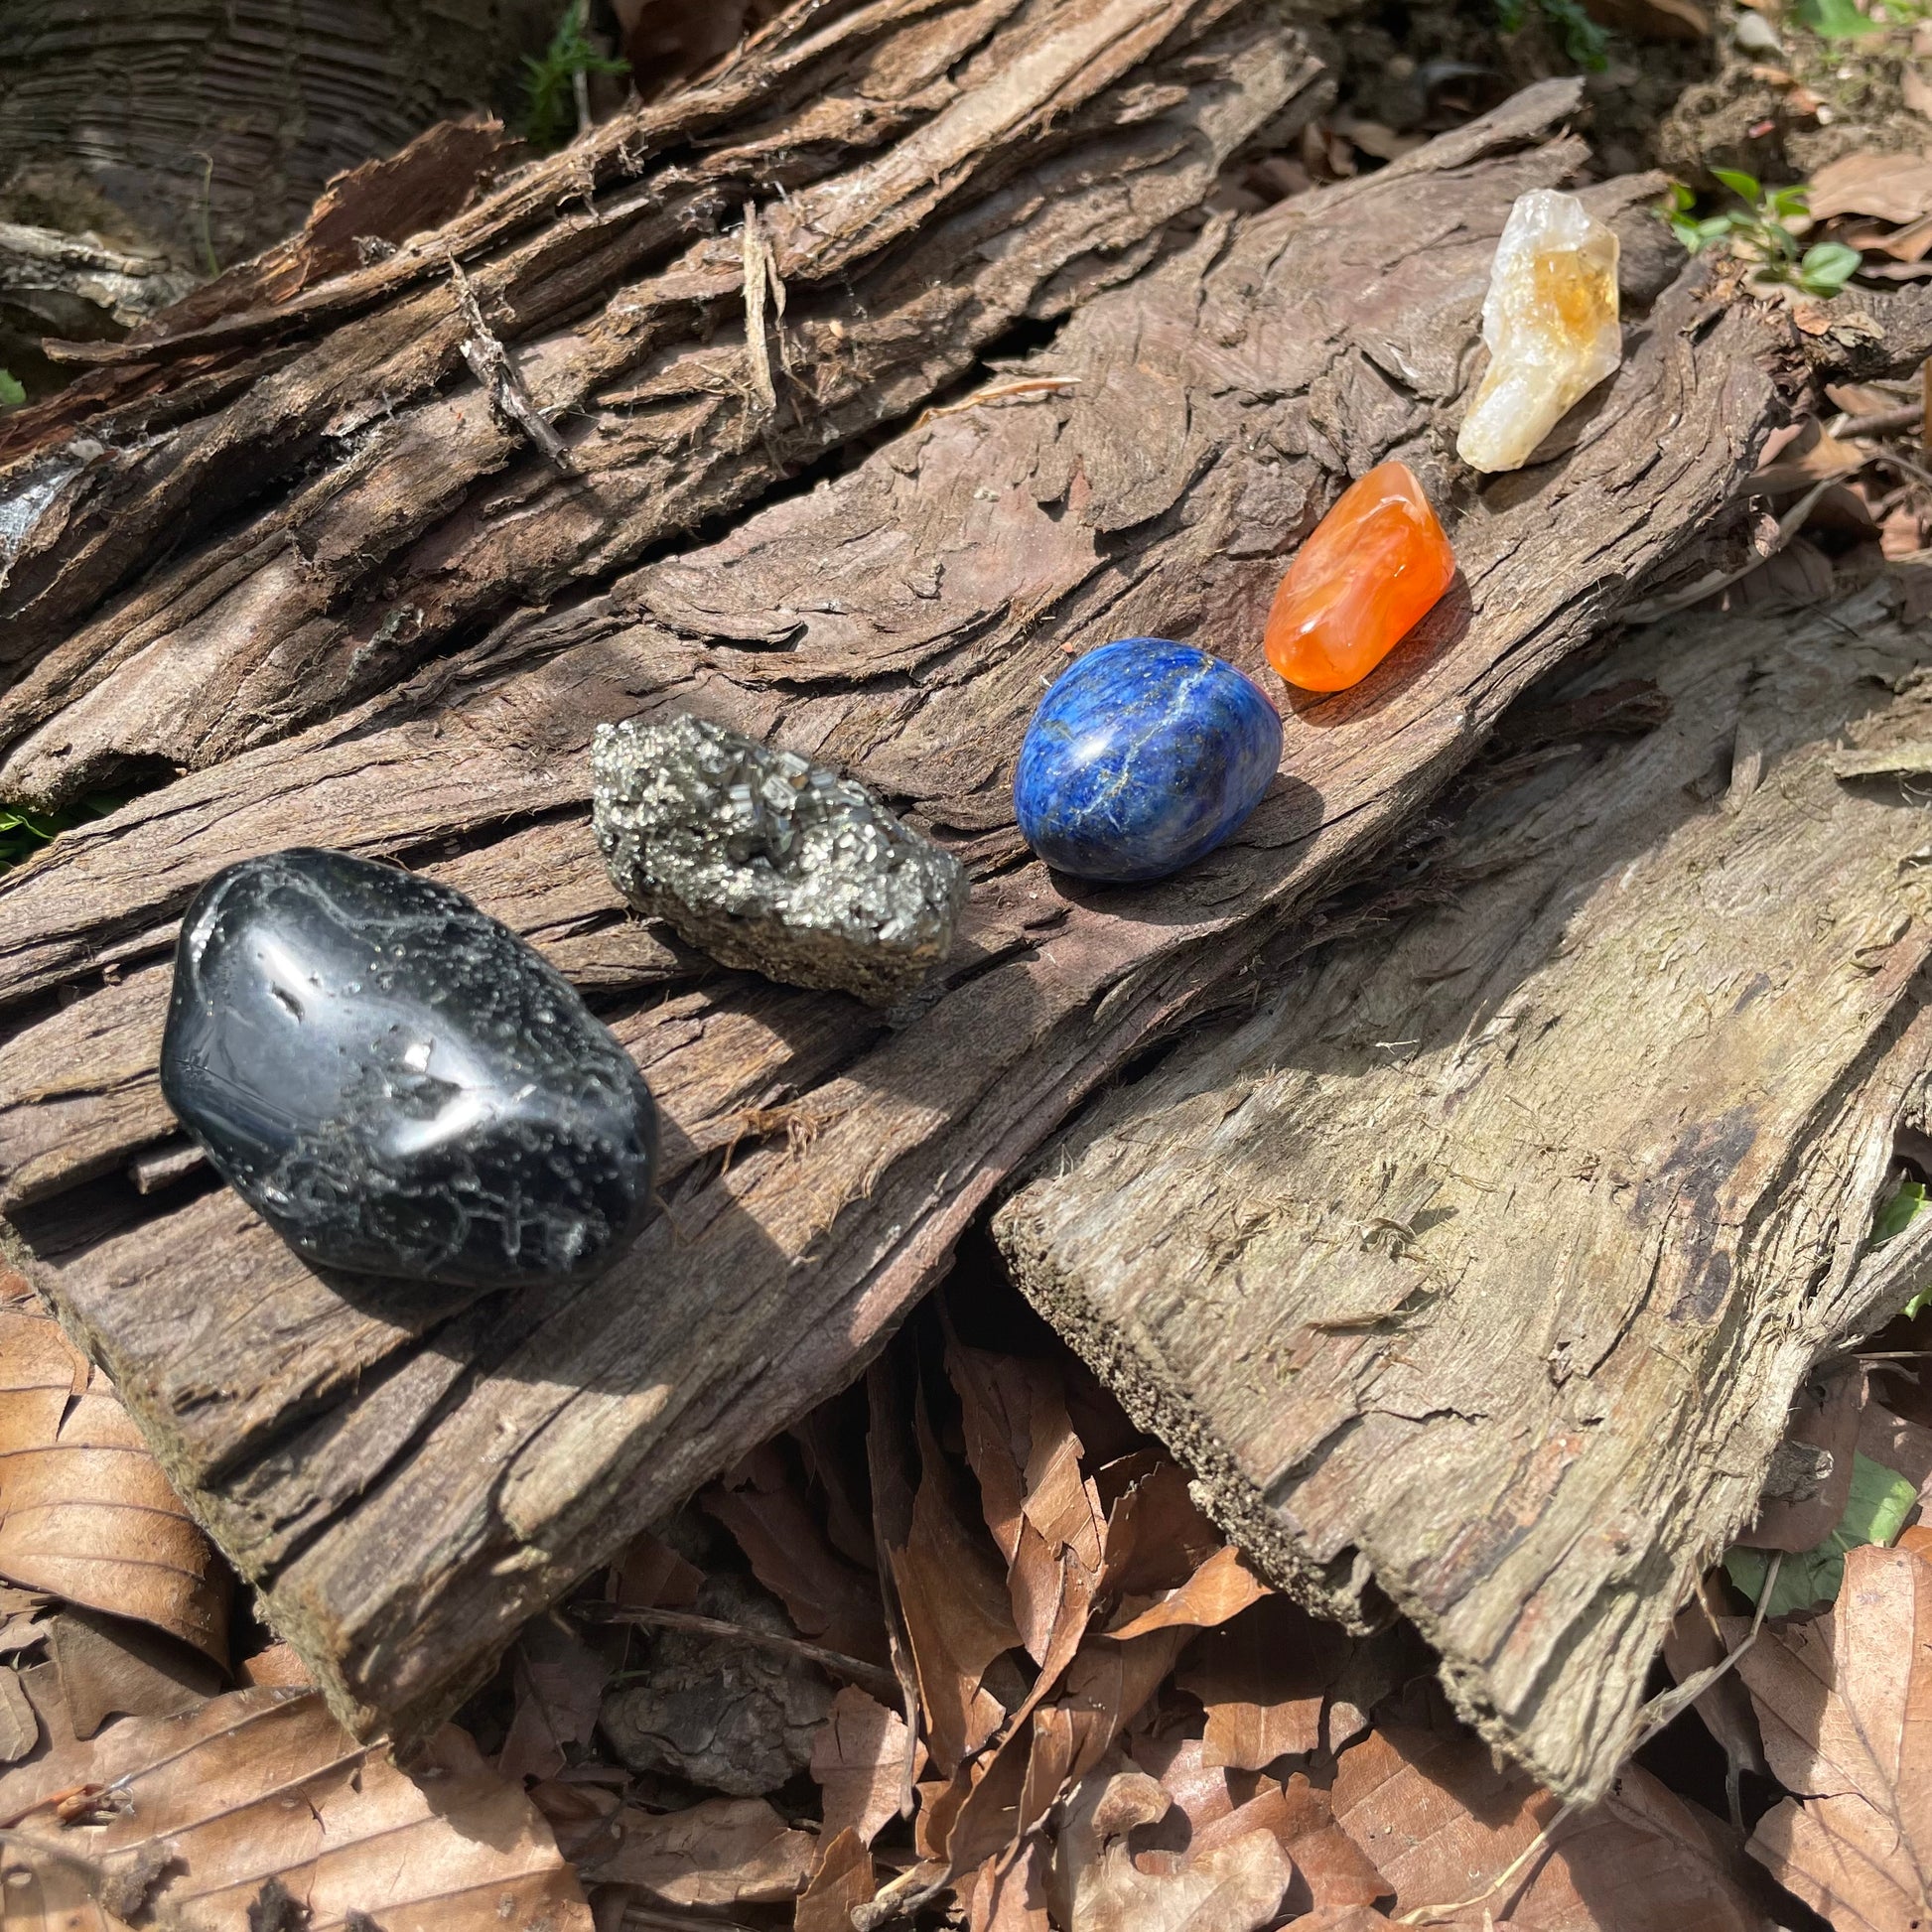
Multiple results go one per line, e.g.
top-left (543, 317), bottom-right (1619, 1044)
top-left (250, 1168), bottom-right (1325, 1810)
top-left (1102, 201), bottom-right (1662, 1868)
top-left (1456, 188), bottom-right (1622, 476)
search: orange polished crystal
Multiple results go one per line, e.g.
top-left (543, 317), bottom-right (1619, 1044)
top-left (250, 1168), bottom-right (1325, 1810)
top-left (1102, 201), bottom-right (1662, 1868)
top-left (1263, 461), bottom-right (1455, 693)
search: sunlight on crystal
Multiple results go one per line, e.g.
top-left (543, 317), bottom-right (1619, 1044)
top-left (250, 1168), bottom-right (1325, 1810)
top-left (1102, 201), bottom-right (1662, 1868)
top-left (1456, 189), bottom-right (1621, 475)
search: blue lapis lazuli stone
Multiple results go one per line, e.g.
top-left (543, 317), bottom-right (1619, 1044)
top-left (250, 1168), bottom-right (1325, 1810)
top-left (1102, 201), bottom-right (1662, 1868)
top-left (1013, 638), bottom-right (1282, 884)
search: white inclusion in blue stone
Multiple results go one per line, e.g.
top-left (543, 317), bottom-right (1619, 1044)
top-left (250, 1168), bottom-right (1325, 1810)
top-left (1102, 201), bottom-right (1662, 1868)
top-left (1012, 637), bottom-right (1283, 884)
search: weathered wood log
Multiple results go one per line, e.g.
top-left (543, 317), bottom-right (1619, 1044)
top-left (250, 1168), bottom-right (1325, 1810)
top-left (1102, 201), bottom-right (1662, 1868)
top-left (0, 0), bottom-right (1321, 803)
top-left (995, 579), bottom-right (1932, 1800)
top-left (0, 53), bottom-right (1909, 1745)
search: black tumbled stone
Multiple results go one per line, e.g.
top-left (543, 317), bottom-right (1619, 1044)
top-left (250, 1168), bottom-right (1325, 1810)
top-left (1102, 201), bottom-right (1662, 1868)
top-left (160, 848), bottom-right (658, 1289)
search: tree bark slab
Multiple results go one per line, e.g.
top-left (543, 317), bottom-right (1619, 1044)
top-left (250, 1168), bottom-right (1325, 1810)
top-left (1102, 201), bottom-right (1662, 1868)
top-left (995, 579), bottom-right (1932, 1799)
top-left (0, 56), bottom-right (1897, 1744)
top-left (0, 0), bottom-right (1321, 805)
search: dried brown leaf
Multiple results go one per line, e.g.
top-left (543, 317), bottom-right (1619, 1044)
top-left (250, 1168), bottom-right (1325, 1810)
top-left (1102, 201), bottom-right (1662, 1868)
top-left (0, 1300), bottom-right (227, 1663)
top-left (705, 1443), bottom-right (889, 1663)
top-left (1808, 151), bottom-right (1932, 226)
top-left (1132, 1732), bottom-right (1235, 1836)
top-left (1738, 1541), bottom-right (1932, 1928)
top-left (496, 1612), bottom-right (611, 1784)
top-left (0, 1666), bottom-right (33, 1763)
top-left (812, 1684), bottom-right (925, 1846)
top-left (0, 1687), bottom-right (591, 1929)
top-left (237, 1642), bottom-right (311, 1689)
top-left (1176, 1596), bottom-right (1352, 1771)
top-left (1093, 1458), bottom-right (1224, 1599)
top-left (949, 1344), bottom-right (1055, 1566)
top-left (51, 1608), bottom-right (220, 1738)
top-left (1581, 0), bottom-right (1711, 37)
top-left (526, 1777), bottom-right (622, 1863)
top-left (792, 1401), bottom-right (880, 1571)
top-left (1331, 1723), bottom-right (1767, 1929)
top-left (1194, 1775), bottom-right (1390, 1915)
top-left (1859, 1388), bottom-right (1932, 1491)
top-left (586, 1795), bottom-right (816, 1905)
top-left (966, 1838), bottom-right (1051, 1931)
top-left (14, 1659), bottom-right (73, 1761)
top-left (1046, 1765), bottom-right (1292, 1932)
top-left (609, 1528), bottom-right (704, 1610)
top-left (796, 1825), bottom-right (873, 1932)
top-left (949, 1344), bottom-right (1104, 1666)
top-left (1109, 1546), bottom-right (1269, 1640)
top-left (890, 1402), bottom-right (1022, 1773)
top-left (1743, 420), bottom-right (1866, 499)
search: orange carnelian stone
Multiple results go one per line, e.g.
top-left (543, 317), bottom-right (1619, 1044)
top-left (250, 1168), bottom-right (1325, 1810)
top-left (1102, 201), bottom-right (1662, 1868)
top-left (1264, 461), bottom-right (1455, 693)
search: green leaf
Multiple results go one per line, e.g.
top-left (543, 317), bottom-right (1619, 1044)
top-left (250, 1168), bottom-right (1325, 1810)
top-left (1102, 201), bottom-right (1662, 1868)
top-left (1771, 186), bottom-right (1813, 220)
top-left (1871, 1175), bottom-right (1929, 1248)
top-left (1695, 215), bottom-right (1739, 244)
top-left (520, 0), bottom-right (631, 148)
top-left (1798, 239), bottom-right (1863, 294)
top-left (0, 369), bottom-right (22, 408)
top-left (1668, 213), bottom-right (1707, 251)
top-left (0, 787), bottom-right (131, 876)
top-left (1713, 167), bottom-right (1762, 204)
top-left (1725, 1451), bottom-right (1918, 1614)
top-left (1668, 182), bottom-right (1697, 212)
top-left (1798, 0), bottom-right (1882, 34)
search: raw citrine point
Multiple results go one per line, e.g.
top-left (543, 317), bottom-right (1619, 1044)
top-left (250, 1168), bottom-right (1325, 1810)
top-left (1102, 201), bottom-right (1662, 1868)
top-left (1263, 461), bottom-right (1455, 694)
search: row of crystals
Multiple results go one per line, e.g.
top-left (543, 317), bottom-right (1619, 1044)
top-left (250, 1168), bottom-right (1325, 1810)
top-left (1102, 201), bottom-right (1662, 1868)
top-left (1012, 187), bottom-right (1622, 885)
top-left (158, 190), bottom-right (1621, 1291)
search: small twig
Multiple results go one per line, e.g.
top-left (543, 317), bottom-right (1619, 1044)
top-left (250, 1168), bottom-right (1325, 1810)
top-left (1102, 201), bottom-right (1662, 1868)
top-left (578, 1602), bottom-right (900, 1700)
top-left (191, 151), bottom-right (219, 279)
top-left (622, 1909), bottom-right (760, 1932)
top-left (1625, 1551), bottom-right (1780, 1743)
top-left (741, 202), bottom-right (779, 416)
top-left (447, 251), bottom-right (570, 472)
top-left (1839, 401), bottom-right (1923, 440)
top-left (913, 376), bottom-right (1081, 430)
top-left (851, 1860), bottom-right (951, 1932)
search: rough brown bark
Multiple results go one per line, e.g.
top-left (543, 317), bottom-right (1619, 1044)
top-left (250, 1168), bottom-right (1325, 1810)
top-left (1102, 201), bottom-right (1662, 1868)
top-left (0, 48), bottom-right (1907, 1748)
top-left (995, 580), bottom-right (1932, 1800)
top-left (0, 0), bottom-right (1319, 805)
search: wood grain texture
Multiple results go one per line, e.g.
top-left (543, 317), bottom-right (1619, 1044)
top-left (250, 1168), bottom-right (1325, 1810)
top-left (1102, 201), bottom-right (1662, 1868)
top-left (995, 580), bottom-right (1932, 1799)
top-left (0, 60), bottom-right (1898, 1747)
top-left (0, 0), bottom-right (1319, 805)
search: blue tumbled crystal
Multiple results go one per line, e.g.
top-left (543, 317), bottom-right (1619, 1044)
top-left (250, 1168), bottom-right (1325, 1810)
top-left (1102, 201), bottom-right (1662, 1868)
top-left (1012, 638), bottom-right (1282, 884)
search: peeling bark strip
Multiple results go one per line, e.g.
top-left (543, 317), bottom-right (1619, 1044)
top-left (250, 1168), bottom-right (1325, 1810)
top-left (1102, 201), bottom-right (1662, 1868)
top-left (0, 75), bottom-right (1902, 1746)
top-left (996, 584), bottom-right (1932, 1801)
top-left (0, 0), bottom-right (1320, 807)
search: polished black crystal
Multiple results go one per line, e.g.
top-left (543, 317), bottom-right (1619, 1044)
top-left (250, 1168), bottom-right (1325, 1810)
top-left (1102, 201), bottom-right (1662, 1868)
top-left (160, 848), bottom-right (658, 1289)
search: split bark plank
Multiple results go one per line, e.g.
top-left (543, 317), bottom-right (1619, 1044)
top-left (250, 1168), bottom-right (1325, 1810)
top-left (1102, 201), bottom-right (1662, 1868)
top-left (0, 0), bottom-right (1322, 804)
top-left (0, 74), bottom-right (1902, 1745)
top-left (994, 578), bottom-right (1932, 1800)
